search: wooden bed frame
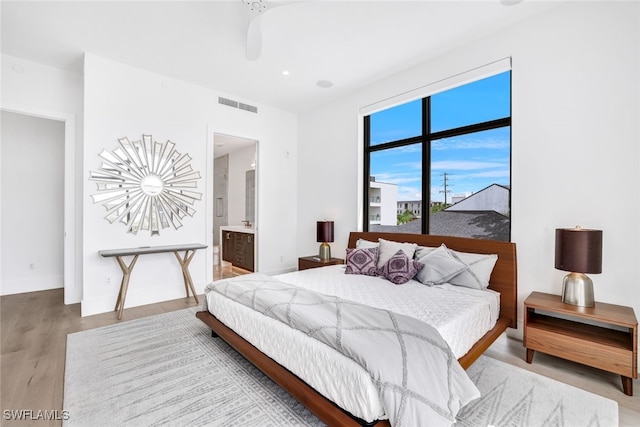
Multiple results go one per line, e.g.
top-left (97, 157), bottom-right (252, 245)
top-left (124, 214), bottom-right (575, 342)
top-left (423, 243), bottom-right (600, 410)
top-left (196, 231), bottom-right (517, 426)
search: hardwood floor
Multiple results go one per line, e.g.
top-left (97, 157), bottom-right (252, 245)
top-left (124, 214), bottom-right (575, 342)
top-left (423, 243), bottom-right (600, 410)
top-left (2, 268), bottom-right (638, 426)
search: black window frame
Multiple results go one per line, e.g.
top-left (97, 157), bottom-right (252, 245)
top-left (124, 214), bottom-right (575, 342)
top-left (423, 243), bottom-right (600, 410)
top-left (363, 73), bottom-right (512, 239)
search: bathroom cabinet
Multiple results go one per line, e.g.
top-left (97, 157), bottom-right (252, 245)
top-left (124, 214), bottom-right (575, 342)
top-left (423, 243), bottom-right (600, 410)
top-left (222, 230), bottom-right (254, 272)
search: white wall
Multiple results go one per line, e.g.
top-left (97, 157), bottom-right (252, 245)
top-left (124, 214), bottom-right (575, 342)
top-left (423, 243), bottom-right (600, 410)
top-left (1, 112), bottom-right (65, 294)
top-left (447, 185), bottom-right (510, 216)
top-left (298, 1), bottom-right (640, 340)
top-left (82, 54), bottom-right (297, 316)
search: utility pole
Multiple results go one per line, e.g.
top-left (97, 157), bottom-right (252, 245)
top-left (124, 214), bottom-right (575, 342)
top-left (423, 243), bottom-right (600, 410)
top-left (439, 172), bottom-right (452, 205)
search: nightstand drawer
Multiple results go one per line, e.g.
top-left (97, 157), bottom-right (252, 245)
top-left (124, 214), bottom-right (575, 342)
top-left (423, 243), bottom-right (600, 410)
top-left (525, 324), bottom-right (634, 377)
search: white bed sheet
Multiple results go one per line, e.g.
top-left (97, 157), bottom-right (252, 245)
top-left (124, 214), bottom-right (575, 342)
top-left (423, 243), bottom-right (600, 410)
top-left (204, 265), bottom-right (500, 423)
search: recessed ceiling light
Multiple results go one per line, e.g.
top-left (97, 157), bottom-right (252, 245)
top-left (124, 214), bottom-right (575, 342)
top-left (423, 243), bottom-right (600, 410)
top-left (316, 80), bottom-right (333, 89)
top-left (282, 70), bottom-right (290, 76)
top-left (11, 64), bottom-right (24, 73)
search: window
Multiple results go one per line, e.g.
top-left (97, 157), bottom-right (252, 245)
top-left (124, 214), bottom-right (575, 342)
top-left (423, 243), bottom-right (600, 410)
top-left (363, 71), bottom-right (511, 241)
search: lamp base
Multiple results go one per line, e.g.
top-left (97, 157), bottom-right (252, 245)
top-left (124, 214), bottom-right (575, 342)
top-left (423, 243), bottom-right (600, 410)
top-left (319, 242), bottom-right (331, 261)
top-left (561, 272), bottom-right (594, 307)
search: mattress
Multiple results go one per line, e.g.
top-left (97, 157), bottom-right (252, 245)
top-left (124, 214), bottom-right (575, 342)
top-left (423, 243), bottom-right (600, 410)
top-left (204, 265), bottom-right (500, 423)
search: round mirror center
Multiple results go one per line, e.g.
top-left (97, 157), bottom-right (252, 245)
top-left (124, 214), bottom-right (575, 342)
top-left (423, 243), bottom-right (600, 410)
top-left (140, 174), bottom-right (164, 196)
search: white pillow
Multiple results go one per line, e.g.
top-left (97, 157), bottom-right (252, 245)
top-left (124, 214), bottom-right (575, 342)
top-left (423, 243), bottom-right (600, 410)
top-left (447, 249), bottom-right (498, 290)
top-left (356, 238), bottom-right (379, 249)
top-left (377, 238), bottom-right (418, 268)
top-left (415, 244), bottom-right (469, 286)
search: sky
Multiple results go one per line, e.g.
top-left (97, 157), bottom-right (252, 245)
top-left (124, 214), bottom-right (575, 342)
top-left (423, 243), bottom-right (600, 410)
top-left (369, 71), bottom-right (510, 203)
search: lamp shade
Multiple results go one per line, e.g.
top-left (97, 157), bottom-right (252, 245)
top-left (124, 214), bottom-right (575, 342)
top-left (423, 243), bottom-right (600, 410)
top-left (555, 228), bottom-right (602, 274)
top-left (316, 221), bottom-right (334, 243)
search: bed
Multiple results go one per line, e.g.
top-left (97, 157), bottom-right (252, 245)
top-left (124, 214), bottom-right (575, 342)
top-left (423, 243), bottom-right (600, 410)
top-left (196, 231), bottom-right (517, 426)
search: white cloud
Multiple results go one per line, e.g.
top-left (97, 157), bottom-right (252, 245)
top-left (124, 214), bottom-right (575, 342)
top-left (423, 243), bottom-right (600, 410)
top-left (469, 169), bottom-right (511, 178)
top-left (432, 137), bottom-right (509, 151)
top-left (373, 172), bottom-right (422, 185)
top-left (431, 160), bottom-right (506, 170)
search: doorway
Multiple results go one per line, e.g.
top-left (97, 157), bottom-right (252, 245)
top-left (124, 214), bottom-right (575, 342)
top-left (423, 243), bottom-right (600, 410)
top-left (212, 133), bottom-right (257, 278)
top-left (0, 109), bottom-right (75, 300)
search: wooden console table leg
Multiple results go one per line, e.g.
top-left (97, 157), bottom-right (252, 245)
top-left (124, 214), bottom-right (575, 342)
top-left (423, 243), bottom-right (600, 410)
top-left (526, 348), bottom-right (535, 364)
top-left (622, 376), bottom-right (633, 396)
top-left (114, 254), bottom-right (139, 320)
top-left (174, 250), bottom-right (199, 304)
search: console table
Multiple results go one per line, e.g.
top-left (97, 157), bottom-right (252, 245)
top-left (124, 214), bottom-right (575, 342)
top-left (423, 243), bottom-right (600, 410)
top-left (99, 243), bottom-right (207, 319)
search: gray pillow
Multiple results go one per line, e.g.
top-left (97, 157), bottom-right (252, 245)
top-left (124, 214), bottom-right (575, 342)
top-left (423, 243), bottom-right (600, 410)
top-left (447, 249), bottom-right (498, 290)
top-left (415, 244), bottom-right (469, 286)
top-left (414, 245), bottom-right (437, 260)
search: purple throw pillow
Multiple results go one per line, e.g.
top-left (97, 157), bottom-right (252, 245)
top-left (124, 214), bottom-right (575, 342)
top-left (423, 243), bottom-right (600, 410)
top-left (378, 250), bottom-right (423, 285)
top-left (345, 247), bottom-right (379, 276)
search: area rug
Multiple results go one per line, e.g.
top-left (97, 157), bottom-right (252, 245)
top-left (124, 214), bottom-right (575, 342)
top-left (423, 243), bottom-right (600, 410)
top-left (459, 357), bottom-right (618, 427)
top-left (64, 307), bottom-right (618, 427)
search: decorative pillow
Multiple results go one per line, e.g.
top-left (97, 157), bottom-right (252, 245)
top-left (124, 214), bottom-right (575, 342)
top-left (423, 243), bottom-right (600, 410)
top-left (447, 249), bottom-right (498, 290)
top-left (377, 238), bottom-right (418, 269)
top-left (356, 238), bottom-right (379, 249)
top-left (414, 245), bottom-right (436, 260)
top-left (345, 247), bottom-right (379, 276)
top-left (377, 250), bottom-right (423, 285)
top-left (415, 244), bottom-right (469, 286)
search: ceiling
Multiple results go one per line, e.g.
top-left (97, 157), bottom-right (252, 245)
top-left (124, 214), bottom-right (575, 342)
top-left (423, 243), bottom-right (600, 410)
top-left (1, 1), bottom-right (557, 113)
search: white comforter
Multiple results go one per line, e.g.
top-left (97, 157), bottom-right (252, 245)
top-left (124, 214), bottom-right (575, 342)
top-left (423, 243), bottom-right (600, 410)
top-left (204, 265), bottom-right (499, 424)
top-left (206, 274), bottom-right (480, 427)
top-left (276, 265), bottom-right (500, 358)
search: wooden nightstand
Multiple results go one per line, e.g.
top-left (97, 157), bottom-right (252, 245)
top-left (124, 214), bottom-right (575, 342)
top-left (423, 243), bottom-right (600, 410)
top-left (298, 256), bottom-right (344, 271)
top-left (524, 291), bottom-right (638, 396)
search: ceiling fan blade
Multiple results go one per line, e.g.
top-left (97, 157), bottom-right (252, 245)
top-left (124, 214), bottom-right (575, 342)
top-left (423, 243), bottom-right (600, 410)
top-left (243, 0), bottom-right (299, 61)
top-left (245, 14), bottom-right (262, 61)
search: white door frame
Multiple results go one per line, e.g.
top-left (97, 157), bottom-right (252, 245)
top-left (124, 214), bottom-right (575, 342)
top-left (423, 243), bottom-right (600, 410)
top-left (1, 102), bottom-right (79, 304)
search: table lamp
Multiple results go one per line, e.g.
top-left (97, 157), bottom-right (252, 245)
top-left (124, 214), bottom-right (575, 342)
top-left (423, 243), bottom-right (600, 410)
top-left (555, 227), bottom-right (602, 307)
top-left (316, 221), bottom-right (334, 261)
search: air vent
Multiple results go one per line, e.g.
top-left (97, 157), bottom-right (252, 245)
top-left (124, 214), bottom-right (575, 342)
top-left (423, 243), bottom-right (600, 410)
top-left (239, 103), bottom-right (258, 113)
top-left (218, 97), bottom-right (258, 114)
top-left (218, 97), bottom-right (238, 108)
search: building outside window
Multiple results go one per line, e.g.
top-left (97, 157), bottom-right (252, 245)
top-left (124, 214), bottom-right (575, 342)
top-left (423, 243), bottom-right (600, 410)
top-left (363, 71), bottom-right (511, 241)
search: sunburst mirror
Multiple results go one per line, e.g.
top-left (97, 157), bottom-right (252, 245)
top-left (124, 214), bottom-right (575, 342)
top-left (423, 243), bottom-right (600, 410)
top-left (90, 135), bottom-right (202, 235)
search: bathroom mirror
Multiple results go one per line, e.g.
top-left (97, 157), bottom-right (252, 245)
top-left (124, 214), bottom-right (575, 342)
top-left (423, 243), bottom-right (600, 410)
top-left (89, 135), bottom-right (202, 235)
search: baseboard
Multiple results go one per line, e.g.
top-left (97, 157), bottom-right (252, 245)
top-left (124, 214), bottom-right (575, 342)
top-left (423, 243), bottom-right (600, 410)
top-left (1, 275), bottom-right (63, 296)
top-left (81, 280), bottom-right (207, 317)
top-left (507, 319), bottom-right (525, 341)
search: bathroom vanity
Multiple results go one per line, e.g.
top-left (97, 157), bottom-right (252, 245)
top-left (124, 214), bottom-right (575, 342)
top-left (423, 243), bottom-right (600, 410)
top-left (220, 226), bottom-right (254, 272)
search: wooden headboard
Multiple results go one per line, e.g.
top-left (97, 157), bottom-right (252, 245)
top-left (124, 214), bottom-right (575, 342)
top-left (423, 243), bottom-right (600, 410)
top-left (348, 232), bottom-right (518, 329)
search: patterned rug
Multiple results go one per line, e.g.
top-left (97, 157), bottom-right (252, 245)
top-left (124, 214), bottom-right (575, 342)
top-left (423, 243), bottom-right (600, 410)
top-left (64, 307), bottom-right (618, 427)
top-left (459, 357), bottom-right (618, 427)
